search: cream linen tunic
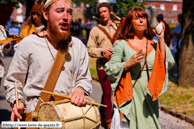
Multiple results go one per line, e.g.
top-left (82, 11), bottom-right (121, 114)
top-left (4, 34), bottom-right (92, 113)
top-left (0, 25), bottom-right (11, 77)
top-left (87, 23), bottom-right (117, 69)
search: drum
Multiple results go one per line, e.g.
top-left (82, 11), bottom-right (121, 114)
top-left (37, 96), bottom-right (101, 129)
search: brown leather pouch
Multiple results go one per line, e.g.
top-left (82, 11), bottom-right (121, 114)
top-left (99, 58), bottom-right (108, 65)
top-left (21, 112), bottom-right (35, 121)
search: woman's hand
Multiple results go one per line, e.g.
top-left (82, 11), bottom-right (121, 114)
top-left (124, 49), bottom-right (145, 71)
top-left (153, 22), bottom-right (166, 61)
top-left (11, 102), bottom-right (24, 121)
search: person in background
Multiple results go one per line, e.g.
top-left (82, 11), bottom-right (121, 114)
top-left (170, 13), bottom-right (182, 68)
top-left (85, 19), bottom-right (91, 40)
top-left (19, 3), bottom-right (44, 40)
top-left (8, 21), bottom-right (20, 37)
top-left (0, 25), bottom-right (11, 85)
top-left (14, 3), bottom-right (45, 51)
top-left (157, 14), bottom-right (171, 47)
top-left (105, 8), bottom-right (174, 129)
top-left (90, 17), bottom-right (98, 29)
top-left (7, 21), bottom-right (20, 55)
top-left (78, 18), bottom-right (83, 37)
top-left (87, 2), bottom-right (117, 128)
top-left (74, 19), bottom-right (80, 36)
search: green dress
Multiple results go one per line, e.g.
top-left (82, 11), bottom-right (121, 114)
top-left (105, 39), bottom-right (175, 129)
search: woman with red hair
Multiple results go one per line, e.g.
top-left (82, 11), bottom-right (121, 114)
top-left (105, 8), bottom-right (174, 128)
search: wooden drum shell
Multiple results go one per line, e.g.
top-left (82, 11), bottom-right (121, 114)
top-left (37, 97), bottom-right (101, 129)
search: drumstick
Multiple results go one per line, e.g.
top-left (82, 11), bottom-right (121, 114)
top-left (92, 16), bottom-right (101, 21)
top-left (15, 82), bottom-right (21, 129)
top-left (42, 90), bottom-right (107, 107)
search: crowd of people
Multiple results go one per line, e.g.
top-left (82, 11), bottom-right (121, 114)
top-left (0, 0), bottom-right (182, 129)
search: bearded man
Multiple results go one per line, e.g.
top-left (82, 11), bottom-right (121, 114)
top-left (4, 0), bottom-right (92, 122)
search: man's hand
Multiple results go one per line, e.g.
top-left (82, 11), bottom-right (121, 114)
top-left (11, 102), bottom-right (24, 121)
top-left (3, 41), bottom-right (11, 49)
top-left (69, 87), bottom-right (86, 106)
top-left (101, 47), bottom-right (112, 55)
top-left (171, 31), bottom-right (180, 38)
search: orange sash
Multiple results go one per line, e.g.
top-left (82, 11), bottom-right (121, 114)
top-left (146, 43), bottom-right (165, 100)
top-left (114, 71), bottom-right (133, 119)
top-left (114, 42), bottom-right (165, 119)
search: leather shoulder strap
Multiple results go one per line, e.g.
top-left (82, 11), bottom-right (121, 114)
top-left (34, 40), bottom-right (69, 112)
top-left (112, 17), bottom-right (126, 44)
top-left (96, 25), bottom-right (113, 43)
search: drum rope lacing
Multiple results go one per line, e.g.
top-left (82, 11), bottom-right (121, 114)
top-left (43, 31), bottom-right (74, 93)
top-left (55, 98), bottom-right (101, 128)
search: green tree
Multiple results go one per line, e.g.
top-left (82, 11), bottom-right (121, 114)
top-left (72, 0), bottom-right (97, 4)
top-left (178, 0), bottom-right (194, 87)
top-left (115, 0), bottom-right (145, 17)
top-left (0, 0), bottom-right (28, 7)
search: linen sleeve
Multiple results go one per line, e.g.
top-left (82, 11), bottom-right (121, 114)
top-left (4, 41), bottom-right (29, 106)
top-left (160, 44), bottom-right (175, 96)
top-left (0, 25), bottom-right (7, 40)
top-left (165, 45), bottom-right (175, 70)
top-left (86, 27), bottom-right (102, 58)
top-left (105, 40), bottom-right (125, 91)
top-left (74, 44), bottom-right (92, 95)
top-left (0, 26), bottom-right (11, 53)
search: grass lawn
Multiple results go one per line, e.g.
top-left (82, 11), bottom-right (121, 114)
top-left (160, 81), bottom-right (194, 116)
top-left (88, 57), bottom-right (194, 118)
top-left (89, 57), bottom-right (98, 80)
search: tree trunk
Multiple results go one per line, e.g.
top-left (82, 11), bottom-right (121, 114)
top-left (178, 0), bottom-right (194, 87)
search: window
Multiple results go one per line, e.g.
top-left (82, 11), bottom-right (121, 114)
top-left (137, 0), bottom-right (143, 2)
top-left (173, 5), bottom-right (177, 11)
top-left (16, 15), bottom-right (23, 23)
top-left (86, 4), bottom-right (90, 8)
top-left (17, 3), bottom-right (22, 13)
top-left (160, 4), bottom-right (165, 10)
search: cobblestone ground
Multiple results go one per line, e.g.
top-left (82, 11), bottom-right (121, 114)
top-left (159, 110), bottom-right (194, 129)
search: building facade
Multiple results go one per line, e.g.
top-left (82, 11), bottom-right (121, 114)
top-left (143, 0), bottom-right (183, 26)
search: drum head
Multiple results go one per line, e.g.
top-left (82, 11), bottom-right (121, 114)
top-left (38, 103), bottom-right (61, 121)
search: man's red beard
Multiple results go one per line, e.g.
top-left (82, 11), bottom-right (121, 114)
top-left (48, 18), bottom-right (70, 40)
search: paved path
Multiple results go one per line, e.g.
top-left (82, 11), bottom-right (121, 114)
top-left (0, 55), bottom-right (193, 129)
top-left (0, 56), bottom-right (13, 129)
